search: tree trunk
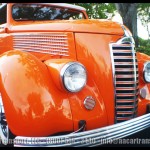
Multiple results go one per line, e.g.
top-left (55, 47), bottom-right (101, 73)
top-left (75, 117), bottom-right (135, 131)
top-left (115, 3), bottom-right (138, 47)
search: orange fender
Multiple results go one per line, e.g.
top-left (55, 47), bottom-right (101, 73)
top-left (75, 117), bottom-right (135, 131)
top-left (0, 50), bottom-right (73, 136)
top-left (137, 52), bottom-right (150, 116)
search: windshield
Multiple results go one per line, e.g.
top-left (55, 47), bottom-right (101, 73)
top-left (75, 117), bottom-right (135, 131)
top-left (12, 4), bottom-right (85, 21)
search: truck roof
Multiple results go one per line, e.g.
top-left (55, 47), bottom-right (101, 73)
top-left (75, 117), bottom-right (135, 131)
top-left (44, 3), bottom-right (86, 11)
top-left (0, 3), bottom-right (86, 11)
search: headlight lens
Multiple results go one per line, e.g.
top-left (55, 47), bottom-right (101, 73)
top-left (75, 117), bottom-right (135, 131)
top-left (143, 62), bottom-right (150, 83)
top-left (61, 62), bottom-right (87, 92)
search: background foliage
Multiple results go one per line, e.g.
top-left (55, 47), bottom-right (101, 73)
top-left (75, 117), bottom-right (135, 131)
top-left (136, 38), bottom-right (150, 55)
top-left (72, 3), bottom-right (116, 19)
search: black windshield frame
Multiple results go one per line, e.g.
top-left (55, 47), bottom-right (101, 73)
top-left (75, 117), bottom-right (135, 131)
top-left (12, 4), bottom-right (86, 21)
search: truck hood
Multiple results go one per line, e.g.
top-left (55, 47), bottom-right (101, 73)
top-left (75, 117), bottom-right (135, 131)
top-left (9, 19), bottom-right (124, 35)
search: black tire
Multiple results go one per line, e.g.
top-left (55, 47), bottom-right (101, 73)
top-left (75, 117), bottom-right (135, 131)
top-left (0, 94), bottom-right (15, 147)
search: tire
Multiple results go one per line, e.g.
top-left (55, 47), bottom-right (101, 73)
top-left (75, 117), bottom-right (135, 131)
top-left (0, 93), bottom-right (15, 147)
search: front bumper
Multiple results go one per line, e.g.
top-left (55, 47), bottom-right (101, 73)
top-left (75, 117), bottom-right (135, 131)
top-left (14, 113), bottom-right (150, 147)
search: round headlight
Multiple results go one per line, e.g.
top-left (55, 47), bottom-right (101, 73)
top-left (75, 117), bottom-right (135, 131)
top-left (60, 62), bottom-right (87, 92)
top-left (143, 62), bottom-right (150, 83)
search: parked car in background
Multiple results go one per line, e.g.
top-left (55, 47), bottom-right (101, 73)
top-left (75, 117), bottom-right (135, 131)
top-left (0, 3), bottom-right (150, 147)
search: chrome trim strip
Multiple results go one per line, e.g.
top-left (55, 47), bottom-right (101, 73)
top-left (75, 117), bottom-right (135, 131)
top-left (14, 113), bottom-right (150, 147)
top-left (131, 43), bottom-right (138, 118)
top-left (117, 37), bottom-right (135, 45)
top-left (109, 43), bottom-right (117, 123)
top-left (121, 26), bottom-right (131, 37)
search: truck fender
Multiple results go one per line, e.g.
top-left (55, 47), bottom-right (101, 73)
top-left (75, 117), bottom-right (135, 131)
top-left (137, 52), bottom-right (150, 115)
top-left (0, 50), bottom-right (73, 136)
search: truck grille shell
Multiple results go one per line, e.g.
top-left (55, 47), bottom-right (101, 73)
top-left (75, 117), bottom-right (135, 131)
top-left (110, 43), bottom-right (139, 123)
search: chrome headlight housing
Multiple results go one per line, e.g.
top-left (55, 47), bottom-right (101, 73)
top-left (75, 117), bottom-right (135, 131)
top-left (143, 62), bottom-right (150, 83)
top-left (60, 62), bottom-right (87, 92)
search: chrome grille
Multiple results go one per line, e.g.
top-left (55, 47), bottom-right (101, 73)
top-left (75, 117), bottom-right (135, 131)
top-left (110, 43), bottom-right (139, 123)
top-left (13, 33), bottom-right (69, 56)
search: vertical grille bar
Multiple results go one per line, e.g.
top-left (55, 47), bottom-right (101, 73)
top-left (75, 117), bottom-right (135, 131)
top-left (110, 42), bottom-right (139, 123)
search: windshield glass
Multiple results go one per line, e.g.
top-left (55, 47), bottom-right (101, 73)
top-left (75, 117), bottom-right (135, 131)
top-left (12, 4), bottom-right (85, 21)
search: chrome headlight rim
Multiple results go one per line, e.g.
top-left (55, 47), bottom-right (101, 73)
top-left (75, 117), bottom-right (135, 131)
top-left (60, 62), bottom-right (87, 93)
top-left (143, 61), bottom-right (150, 83)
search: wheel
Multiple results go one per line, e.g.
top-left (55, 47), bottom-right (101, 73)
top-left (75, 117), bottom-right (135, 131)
top-left (0, 93), bottom-right (15, 147)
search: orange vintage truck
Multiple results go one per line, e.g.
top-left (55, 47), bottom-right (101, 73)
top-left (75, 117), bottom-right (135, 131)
top-left (0, 3), bottom-right (150, 147)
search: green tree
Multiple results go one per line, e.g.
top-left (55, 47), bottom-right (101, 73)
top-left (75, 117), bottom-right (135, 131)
top-left (138, 3), bottom-right (150, 40)
top-left (69, 3), bottom-right (116, 19)
top-left (115, 3), bottom-right (138, 47)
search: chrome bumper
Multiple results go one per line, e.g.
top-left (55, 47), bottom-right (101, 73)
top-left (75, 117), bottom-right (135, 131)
top-left (14, 113), bottom-right (150, 147)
